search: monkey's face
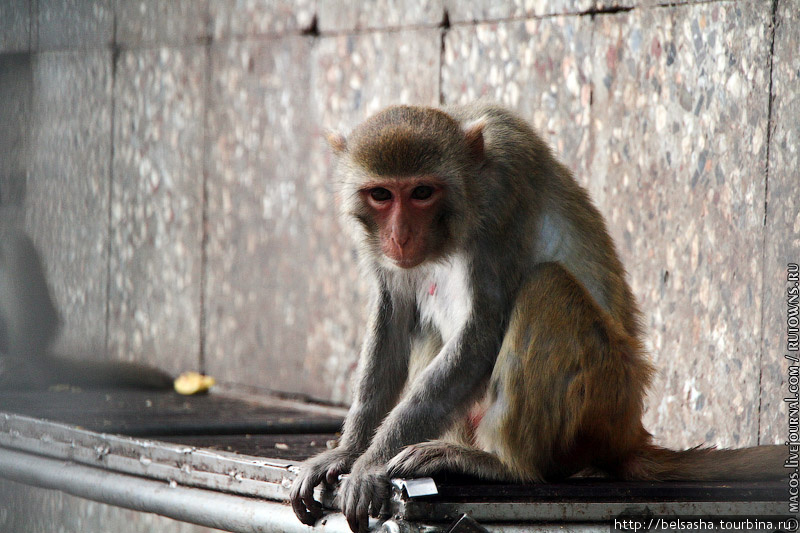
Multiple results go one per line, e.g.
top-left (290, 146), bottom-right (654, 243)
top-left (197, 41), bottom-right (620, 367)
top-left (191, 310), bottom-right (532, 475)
top-left (359, 177), bottom-right (446, 269)
top-left (359, 177), bottom-right (445, 268)
top-left (332, 105), bottom-right (483, 268)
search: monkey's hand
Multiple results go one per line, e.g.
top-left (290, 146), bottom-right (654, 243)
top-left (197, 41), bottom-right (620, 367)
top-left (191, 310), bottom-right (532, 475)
top-left (290, 447), bottom-right (356, 525)
top-left (339, 458), bottom-right (390, 533)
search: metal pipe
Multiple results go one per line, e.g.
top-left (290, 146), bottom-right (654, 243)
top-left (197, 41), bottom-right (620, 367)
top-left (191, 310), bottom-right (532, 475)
top-left (0, 446), bottom-right (359, 533)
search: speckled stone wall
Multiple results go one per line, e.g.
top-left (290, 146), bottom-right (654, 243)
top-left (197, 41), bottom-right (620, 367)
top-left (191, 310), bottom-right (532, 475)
top-left (27, 50), bottom-right (113, 357)
top-left (1, 0), bottom-right (797, 481)
top-left (0, 54), bottom-right (30, 229)
top-left (592, 3), bottom-right (774, 449)
top-left (760, 0), bottom-right (800, 445)
top-left (109, 46), bottom-right (206, 375)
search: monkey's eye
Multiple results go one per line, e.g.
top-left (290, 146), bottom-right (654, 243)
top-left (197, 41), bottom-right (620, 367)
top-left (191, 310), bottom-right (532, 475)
top-left (411, 186), bottom-right (434, 200)
top-left (369, 188), bottom-right (392, 202)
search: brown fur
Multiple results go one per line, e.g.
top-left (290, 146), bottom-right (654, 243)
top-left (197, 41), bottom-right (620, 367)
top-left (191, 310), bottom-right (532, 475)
top-left (389, 262), bottom-right (785, 484)
top-left (482, 263), bottom-right (652, 480)
top-left (293, 103), bottom-right (785, 532)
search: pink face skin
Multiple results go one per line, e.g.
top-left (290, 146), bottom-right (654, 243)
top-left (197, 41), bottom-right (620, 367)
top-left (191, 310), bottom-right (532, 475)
top-left (359, 178), bottom-right (445, 269)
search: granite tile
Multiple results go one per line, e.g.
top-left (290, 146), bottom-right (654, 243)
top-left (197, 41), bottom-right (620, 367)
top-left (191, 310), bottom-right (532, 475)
top-left (317, 0), bottom-right (443, 32)
top-left (0, 205), bottom-right (25, 233)
top-left (312, 29), bottom-right (441, 131)
top-left (0, 0), bottom-right (31, 53)
top-left (759, 1), bottom-right (800, 445)
top-left (204, 36), bottom-right (317, 396)
top-left (115, 0), bottom-right (209, 47)
top-left (591, 3), bottom-right (772, 449)
top-left (205, 29), bottom-right (440, 403)
top-left (643, 0), bottom-right (724, 6)
top-left (444, 0), bottom-right (628, 22)
top-left (209, 0), bottom-right (315, 39)
top-left (25, 50), bottom-right (112, 356)
top-left (109, 47), bottom-right (206, 374)
top-left (0, 54), bottom-right (32, 213)
top-left (442, 16), bottom-right (594, 180)
top-left (38, 0), bottom-right (113, 50)
top-left (308, 29), bottom-right (441, 403)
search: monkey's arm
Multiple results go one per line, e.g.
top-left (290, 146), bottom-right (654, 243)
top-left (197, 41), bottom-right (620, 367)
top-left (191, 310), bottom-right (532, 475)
top-left (290, 286), bottom-right (413, 525)
top-left (364, 321), bottom-right (496, 461)
top-left (338, 290), bottom-right (414, 452)
top-left (340, 309), bottom-right (501, 533)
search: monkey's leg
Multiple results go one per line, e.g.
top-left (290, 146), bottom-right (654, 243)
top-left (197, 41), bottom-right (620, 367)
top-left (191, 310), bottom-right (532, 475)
top-left (482, 262), bottom-right (653, 480)
top-left (390, 262), bottom-right (652, 482)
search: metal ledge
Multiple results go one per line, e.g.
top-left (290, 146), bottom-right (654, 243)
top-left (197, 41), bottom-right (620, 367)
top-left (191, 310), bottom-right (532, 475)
top-left (0, 446), bottom-right (609, 533)
top-left (0, 446), bottom-right (355, 533)
top-left (0, 412), bottom-right (295, 501)
top-left (0, 396), bottom-right (792, 532)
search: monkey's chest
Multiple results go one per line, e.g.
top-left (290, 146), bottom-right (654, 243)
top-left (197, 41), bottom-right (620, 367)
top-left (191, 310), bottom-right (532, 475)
top-left (415, 258), bottom-right (472, 342)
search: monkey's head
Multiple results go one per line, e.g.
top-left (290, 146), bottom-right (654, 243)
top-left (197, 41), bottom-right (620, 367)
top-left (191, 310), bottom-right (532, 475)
top-left (330, 106), bottom-right (485, 270)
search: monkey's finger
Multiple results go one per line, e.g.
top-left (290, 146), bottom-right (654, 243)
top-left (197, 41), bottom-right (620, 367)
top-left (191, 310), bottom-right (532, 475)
top-left (344, 503), bottom-right (358, 533)
top-left (345, 508), bottom-right (357, 532)
top-left (325, 463), bottom-right (342, 486)
top-left (302, 493), bottom-right (324, 522)
top-left (290, 492), bottom-right (314, 525)
top-left (344, 493), bottom-right (368, 533)
top-left (288, 479), bottom-right (308, 522)
top-left (369, 490), bottom-right (383, 518)
top-left (290, 492), bottom-right (319, 525)
top-left (357, 491), bottom-right (373, 533)
top-left (340, 484), bottom-right (355, 531)
top-left (292, 479), bottom-right (324, 525)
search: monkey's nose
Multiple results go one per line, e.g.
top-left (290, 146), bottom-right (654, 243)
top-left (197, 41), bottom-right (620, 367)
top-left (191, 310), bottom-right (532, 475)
top-left (393, 232), bottom-right (411, 247)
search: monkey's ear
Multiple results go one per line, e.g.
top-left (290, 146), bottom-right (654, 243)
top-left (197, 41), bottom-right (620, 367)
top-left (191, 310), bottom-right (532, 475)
top-left (325, 131), bottom-right (348, 154)
top-left (463, 117), bottom-right (486, 161)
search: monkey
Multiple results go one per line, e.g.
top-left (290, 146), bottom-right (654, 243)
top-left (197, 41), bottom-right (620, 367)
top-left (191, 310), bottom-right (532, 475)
top-left (0, 228), bottom-right (173, 390)
top-left (289, 103), bottom-right (786, 533)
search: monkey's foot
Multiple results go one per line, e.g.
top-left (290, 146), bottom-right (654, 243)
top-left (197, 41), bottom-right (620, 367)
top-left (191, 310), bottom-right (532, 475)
top-left (388, 441), bottom-right (449, 477)
top-left (388, 440), bottom-right (519, 482)
top-left (388, 440), bottom-right (471, 478)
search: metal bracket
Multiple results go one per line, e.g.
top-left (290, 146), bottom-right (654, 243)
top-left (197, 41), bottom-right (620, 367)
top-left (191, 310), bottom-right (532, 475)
top-left (392, 477), bottom-right (439, 499)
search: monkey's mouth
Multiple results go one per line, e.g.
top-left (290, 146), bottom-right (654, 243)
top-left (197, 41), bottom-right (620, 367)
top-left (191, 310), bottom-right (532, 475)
top-left (395, 258), bottom-right (424, 269)
top-left (381, 243), bottom-right (427, 269)
top-left (384, 254), bottom-right (425, 270)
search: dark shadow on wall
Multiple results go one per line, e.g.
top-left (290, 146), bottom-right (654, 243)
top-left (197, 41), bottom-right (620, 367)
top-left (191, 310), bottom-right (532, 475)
top-left (0, 53), bottom-right (32, 221)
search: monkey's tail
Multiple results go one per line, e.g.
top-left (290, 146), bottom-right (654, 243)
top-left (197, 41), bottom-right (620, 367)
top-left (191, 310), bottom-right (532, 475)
top-left (621, 443), bottom-right (787, 481)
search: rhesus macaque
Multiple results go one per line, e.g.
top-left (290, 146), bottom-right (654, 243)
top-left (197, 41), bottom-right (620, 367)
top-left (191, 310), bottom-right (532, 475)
top-left (290, 103), bottom-right (785, 532)
top-left (0, 229), bottom-right (173, 390)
